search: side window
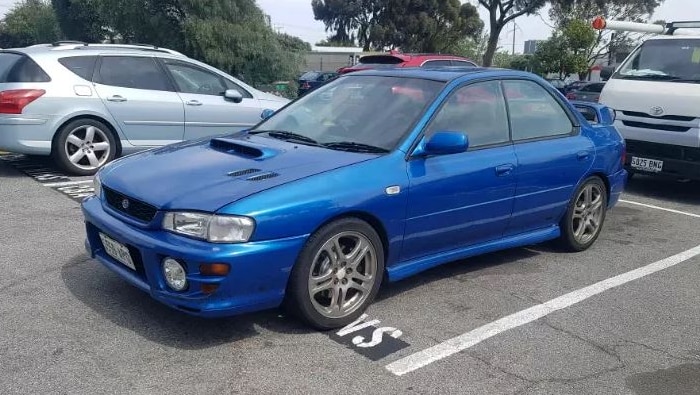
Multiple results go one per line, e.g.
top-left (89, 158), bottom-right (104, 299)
top-left (451, 60), bottom-right (477, 67)
top-left (503, 80), bottom-right (573, 141)
top-left (58, 56), bottom-right (97, 81)
top-left (422, 60), bottom-right (452, 68)
top-left (426, 81), bottom-right (510, 148)
top-left (96, 56), bottom-right (170, 91)
top-left (162, 59), bottom-right (227, 96)
top-left (1, 55), bottom-right (51, 83)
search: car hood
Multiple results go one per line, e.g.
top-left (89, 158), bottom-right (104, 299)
top-left (99, 134), bottom-right (374, 212)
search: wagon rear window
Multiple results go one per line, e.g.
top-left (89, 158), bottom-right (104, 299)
top-left (0, 53), bottom-right (51, 83)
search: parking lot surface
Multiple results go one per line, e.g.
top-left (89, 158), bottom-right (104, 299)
top-left (1, 154), bottom-right (699, 394)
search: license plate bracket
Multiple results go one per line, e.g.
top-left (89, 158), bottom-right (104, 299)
top-left (99, 232), bottom-right (136, 271)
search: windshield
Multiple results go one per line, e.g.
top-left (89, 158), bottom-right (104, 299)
top-left (250, 75), bottom-right (445, 151)
top-left (614, 38), bottom-right (700, 82)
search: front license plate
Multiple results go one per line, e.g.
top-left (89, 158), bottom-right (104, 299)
top-left (99, 233), bottom-right (136, 271)
top-left (630, 156), bottom-right (663, 173)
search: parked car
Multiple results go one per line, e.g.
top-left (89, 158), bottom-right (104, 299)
top-left (566, 82), bottom-right (606, 102)
top-left (563, 80), bottom-right (589, 94)
top-left (0, 42), bottom-right (289, 175)
top-left (297, 71), bottom-right (338, 97)
top-left (337, 51), bottom-right (478, 74)
top-left (82, 67), bottom-right (627, 329)
top-left (545, 78), bottom-right (567, 94)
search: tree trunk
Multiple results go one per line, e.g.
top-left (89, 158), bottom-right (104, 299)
top-left (482, 25), bottom-right (502, 67)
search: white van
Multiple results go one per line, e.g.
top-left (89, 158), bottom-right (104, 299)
top-left (594, 18), bottom-right (700, 181)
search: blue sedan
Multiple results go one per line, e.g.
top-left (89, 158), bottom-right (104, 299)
top-left (81, 68), bottom-right (627, 329)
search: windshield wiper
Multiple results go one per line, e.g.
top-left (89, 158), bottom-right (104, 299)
top-left (668, 78), bottom-right (700, 84)
top-left (619, 74), bottom-right (681, 80)
top-left (323, 141), bottom-right (389, 153)
top-left (248, 130), bottom-right (321, 146)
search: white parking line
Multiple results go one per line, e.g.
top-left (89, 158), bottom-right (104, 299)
top-left (385, 244), bottom-right (700, 376)
top-left (42, 180), bottom-right (93, 188)
top-left (619, 199), bottom-right (700, 219)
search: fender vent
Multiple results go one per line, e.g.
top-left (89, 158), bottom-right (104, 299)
top-left (228, 168), bottom-right (261, 177)
top-left (246, 172), bottom-right (279, 181)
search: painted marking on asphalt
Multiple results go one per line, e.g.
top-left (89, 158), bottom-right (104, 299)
top-left (385, 244), bottom-right (700, 376)
top-left (619, 199), bottom-right (700, 219)
top-left (329, 313), bottom-right (409, 361)
top-left (43, 180), bottom-right (93, 188)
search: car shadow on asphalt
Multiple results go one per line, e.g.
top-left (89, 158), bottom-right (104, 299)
top-left (60, 254), bottom-right (315, 349)
top-left (625, 175), bottom-right (700, 206)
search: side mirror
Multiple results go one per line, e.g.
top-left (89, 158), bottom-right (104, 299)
top-left (414, 131), bottom-right (469, 156)
top-left (224, 89), bottom-right (243, 103)
top-left (260, 108), bottom-right (275, 120)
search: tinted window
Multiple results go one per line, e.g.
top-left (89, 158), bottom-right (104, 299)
top-left (0, 53), bottom-right (51, 83)
top-left (422, 60), bottom-right (453, 67)
top-left (451, 60), bottom-right (477, 67)
top-left (615, 38), bottom-right (700, 82)
top-left (96, 56), bottom-right (170, 91)
top-left (579, 83), bottom-right (604, 92)
top-left (163, 59), bottom-right (252, 98)
top-left (300, 71), bottom-right (321, 80)
top-left (58, 56), bottom-right (97, 81)
top-left (427, 81), bottom-right (510, 148)
top-left (503, 80), bottom-right (573, 140)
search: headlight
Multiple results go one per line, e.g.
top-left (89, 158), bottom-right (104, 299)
top-left (162, 212), bottom-right (255, 243)
top-left (93, 173), bottom-right (102, 198)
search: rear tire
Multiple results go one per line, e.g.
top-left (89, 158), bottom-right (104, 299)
top-left (558, 176), bottom-right (608, 252)
top-left (53, 118), bottom-right (117, 176)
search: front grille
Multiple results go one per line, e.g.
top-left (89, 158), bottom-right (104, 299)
top-left (626, 140), bottom-right (700, 162)
top-left (621, 111), bottom-right (696, 122)
top-left (621, 121), bottom-right (690, 132)
top-left (103, 186), bottom-right (158, 222)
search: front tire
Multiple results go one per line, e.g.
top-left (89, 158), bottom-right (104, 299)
top-left (558, 176), bottom-right (608, 252)
top-left (53, 118), bottom-right (117, 176)
top-left (285, 218), bottom-right (385, 330)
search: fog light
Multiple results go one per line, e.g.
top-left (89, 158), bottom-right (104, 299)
top-left (162, 258), bottom-right (187, 291)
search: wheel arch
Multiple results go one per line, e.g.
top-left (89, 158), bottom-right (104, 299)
top-left (312, 210), bottom-right (391, 267)
top-left (51, 114), bottom-right (123, 157)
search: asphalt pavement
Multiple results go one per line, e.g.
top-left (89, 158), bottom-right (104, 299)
top-left (1, 155), bottom-right (699, 394)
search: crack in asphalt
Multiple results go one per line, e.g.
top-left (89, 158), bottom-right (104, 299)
top-left (466, 351), bottom-right (536, 386)
top-left (611, 339), bottom-right (700, 364)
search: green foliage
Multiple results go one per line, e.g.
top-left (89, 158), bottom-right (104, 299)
top-left (311, 0), bottom-right (482, 52)
top-left (51, 0), bottom-right (106, 42)
top-left (534, 19), bottom-right (596, 78)
top-left (0, 0), bottom-right (63, 48)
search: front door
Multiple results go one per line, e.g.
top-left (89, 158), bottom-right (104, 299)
top-left (159, 58), bottom-right (263, 140)
top-left (92, 55), bottom-right (185, 146)
top-left (402, 80), bottom-right (517, 262)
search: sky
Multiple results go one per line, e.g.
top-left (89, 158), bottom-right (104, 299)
top-left (0, 0), bottom-right (696, 53)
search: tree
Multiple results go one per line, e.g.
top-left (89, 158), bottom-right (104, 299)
top-left (476, 0), bottom-right (547, 67)
top-left (534, 19), bottom-right (596, 79)
top-left (0, 0), bottom-right (62, 48)
top-left (372, 0), bottom-right (483, 53)
top-left (548, 0), bottom-right (664, 69)
top-left (311, 0), bottom-right (483, 52)
top-left (51, 0), bottom-right (106, 42)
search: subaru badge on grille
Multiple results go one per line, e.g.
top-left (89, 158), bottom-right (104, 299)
top-left (121, 199), bottom-right (130, 209)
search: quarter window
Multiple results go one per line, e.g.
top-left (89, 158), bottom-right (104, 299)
top-left (96, 56), bottom-right (170, 91)
top-left (0, 53), bottom-right (51, 83)
top-left (503, 80), bottom-right (573, 141)
top-left (426, 81), bottom-right (510, 148)
top-left (58, 56), bottom-right (97, 81)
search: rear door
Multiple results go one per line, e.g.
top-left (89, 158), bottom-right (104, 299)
top-left (159, 58), bottom-right (263, 140)
top-left (92, 55), bottom-right (185, 146)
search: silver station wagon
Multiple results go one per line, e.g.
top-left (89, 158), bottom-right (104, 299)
top-left (0, 42), bottom-right (289, 175)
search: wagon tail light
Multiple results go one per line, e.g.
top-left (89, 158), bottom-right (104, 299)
top-left (0, 89), bottom-right (46, 114)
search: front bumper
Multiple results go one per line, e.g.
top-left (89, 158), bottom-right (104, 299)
top-left (81, 195), bottom-right (308, 317)
top-left (625, 139), bottom-right (700, 180)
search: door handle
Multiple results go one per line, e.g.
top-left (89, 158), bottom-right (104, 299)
top-left (495, 163), bottom-right (515, 176)
top-left (106, 95), bottom-right (126, 102)
top-left (577, 151), bottom-right (591, 161)
top-left (186, 100), bottom-right (203, 106)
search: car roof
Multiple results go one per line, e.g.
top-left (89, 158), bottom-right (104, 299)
top-left (341, 67), bottom-right (539, 83)
top-left (5, 43), bottom-right (186, 58)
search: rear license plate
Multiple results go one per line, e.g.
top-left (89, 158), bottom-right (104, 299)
top-left (99, 233), bottom-right (136, 271)
top-left (630, 156), bottom-right (663, 173)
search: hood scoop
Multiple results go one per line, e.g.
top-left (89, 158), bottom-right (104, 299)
top-left (246, 172), bottom-right (279, 181)
top-left (227, 168), bottom-right (261, 177)
top-left (210, 138), bottom-right (278, 160)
